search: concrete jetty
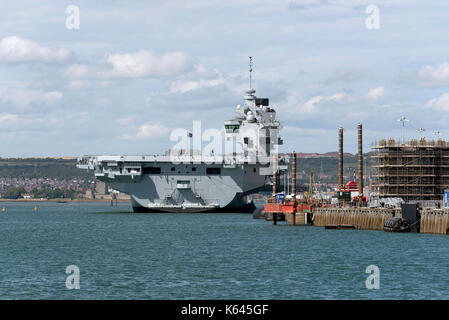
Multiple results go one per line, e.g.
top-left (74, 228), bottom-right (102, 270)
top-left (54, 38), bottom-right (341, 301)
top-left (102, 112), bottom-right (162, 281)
top-left (420, 209), bottom-right (449, 235)
top-left (313, 207), bottom-right (400, 231)
top-left (277, 206), bottom-right (449, 236)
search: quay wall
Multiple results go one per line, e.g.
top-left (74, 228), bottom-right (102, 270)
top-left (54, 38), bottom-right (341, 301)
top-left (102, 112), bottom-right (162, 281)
top-left (284, 212), bottom-right (307, 225)
top-left (420, 209), bottom-right (449, 235)
top-left (313, 207), bottom-right (400, 231)
top-left (268, 205), bottom-right (449, 235)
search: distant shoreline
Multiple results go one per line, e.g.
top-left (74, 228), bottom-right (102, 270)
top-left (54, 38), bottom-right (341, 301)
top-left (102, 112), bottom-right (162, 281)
top-left (0, 198), bottom-right (130, 203)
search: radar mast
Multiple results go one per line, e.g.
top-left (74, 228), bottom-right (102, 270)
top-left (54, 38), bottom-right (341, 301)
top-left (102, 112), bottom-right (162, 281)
top-left (249, 56), bottom-right (253, 91)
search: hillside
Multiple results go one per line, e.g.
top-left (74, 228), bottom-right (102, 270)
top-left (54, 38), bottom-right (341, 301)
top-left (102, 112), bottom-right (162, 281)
top-left (287, 152), bottom-right (375, 185)
top-left (0, 158), bottom-right (90, 180)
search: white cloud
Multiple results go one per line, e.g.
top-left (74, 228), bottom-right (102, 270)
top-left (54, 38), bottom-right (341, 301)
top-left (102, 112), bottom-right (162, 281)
top-left (64, 64), bottom-right (90, 79)
top-left (121, 123), bottom-right (170, 139)
top-left (300, 95), bottom-right (325, 113)
top-left (117, 116), bottom-right (135, 126)
top-left (169, 64), bottom-right (239, 94)
top-left (425, 93), bottom-right (449, 111)
top-left (170, 77), bottom-right (226, 93)
top-left (0, 36), bottom-right (70, 64)
top-left (188, 64), bottom-right (220, 79)
top-left (68, 80), bottom-right (90, 90)
top-left (67, 79), bottom-right (113, 90)
top-left (324, 68), bottom-right (373, 84)
top-left (0, 113), bottom-right (19, 125)
top-left (419, 63), bottom-right (449, 86)
top-left (0, 113), bottom-right (63, 130)
top-left (366, 86), bottom-right (385, 100)
top-left (294, 92), bottom-right (347, 114)
top-left (62, 51), bottom-right (195, 89)
top-left (101, 50), bottom-right (193, 78)
top-left (0, 88), bottom-right (62, 108)
top-left (328, 93), bottom-right (346, 101)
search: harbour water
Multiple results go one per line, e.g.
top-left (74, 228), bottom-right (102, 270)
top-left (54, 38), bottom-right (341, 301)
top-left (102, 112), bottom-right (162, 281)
top-left (1, 202), bottom-right (449, 300)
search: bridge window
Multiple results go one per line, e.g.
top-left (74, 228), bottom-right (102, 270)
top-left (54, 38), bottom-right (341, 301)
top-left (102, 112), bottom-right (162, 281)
top-left (255, 98), bottom-right (269, 106)
top-left (225, 124), bottom-right (240, 133)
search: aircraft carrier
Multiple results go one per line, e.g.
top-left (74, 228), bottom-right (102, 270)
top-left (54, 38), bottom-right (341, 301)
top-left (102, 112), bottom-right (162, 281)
top-left (77, 58), bottom-right (283, 213)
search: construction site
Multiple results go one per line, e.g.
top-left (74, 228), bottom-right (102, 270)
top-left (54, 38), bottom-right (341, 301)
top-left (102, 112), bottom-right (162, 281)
top-left (371, 138), bottom-right (449, 203)
top-left (259, 123), bottom-right (449, 236)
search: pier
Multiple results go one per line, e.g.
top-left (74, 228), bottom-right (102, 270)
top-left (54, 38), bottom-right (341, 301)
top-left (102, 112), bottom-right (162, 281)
top-left (263, 200), bottom-right (449, 235)
top-left (313, 207), bottom-right (398, 231)
top-left (261, 123), bottom-right (449, 236)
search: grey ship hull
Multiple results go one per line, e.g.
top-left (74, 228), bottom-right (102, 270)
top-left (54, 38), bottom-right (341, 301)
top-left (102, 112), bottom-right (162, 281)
top-left (130, 194), bottom-right (258, 213)
top-left (92, 158), bottom-right (269, 213)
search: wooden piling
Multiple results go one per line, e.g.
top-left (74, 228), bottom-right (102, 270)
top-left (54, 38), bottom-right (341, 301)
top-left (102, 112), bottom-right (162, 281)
top-left (313, 207), bottom-right (396, 230)
top-left (338, 127), bottom-right (343, 189)
top-left (272, 154), bottom-right (277, 226)
top-left (419, 209), bottom-right (449, 235)
top-left (291, 152), bottom-right (296, 226)
top-left (358, 123), bottom-right (363, 201)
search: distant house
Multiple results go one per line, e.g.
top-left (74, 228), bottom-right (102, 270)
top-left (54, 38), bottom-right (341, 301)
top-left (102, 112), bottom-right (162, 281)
top-left (95, 181), bottom-right (108, 195)
top-left (85, 189), bottom-right (94, 199)
top-left (22, 194), bottom-right (34, 199)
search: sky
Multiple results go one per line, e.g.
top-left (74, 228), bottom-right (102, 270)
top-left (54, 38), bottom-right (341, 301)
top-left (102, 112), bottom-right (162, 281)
top-left (1, 0), bottom-right (449, 156)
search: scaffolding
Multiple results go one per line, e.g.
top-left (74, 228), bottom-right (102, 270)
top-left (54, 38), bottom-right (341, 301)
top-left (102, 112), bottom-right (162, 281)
top-left (372, 138), bottom-right (449, 202)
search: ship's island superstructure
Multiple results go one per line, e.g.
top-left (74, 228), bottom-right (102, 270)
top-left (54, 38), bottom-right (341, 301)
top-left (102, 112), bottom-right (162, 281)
top-left (77, 58), bottom-right (283, 212)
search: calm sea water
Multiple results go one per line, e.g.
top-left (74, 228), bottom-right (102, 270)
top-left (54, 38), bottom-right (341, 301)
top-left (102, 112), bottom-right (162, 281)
top-left (1, 201), bottom-right (449, 300)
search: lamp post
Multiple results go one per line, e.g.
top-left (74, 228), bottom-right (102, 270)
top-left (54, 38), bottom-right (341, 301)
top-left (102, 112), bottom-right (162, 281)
top-left (398, 116), bottom-right (409, 143)
top-left (417, 128), bottom-right (426, 139)
top-left (434, 130), bottom-right (441, 139)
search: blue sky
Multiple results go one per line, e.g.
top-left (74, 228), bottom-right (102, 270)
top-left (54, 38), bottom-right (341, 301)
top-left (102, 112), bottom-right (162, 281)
top-left (1, 0), bottom-right (449, 156)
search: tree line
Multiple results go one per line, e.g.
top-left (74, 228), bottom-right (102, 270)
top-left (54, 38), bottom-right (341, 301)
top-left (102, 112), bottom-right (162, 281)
top-left (1, 187), bottom-right (77, 199)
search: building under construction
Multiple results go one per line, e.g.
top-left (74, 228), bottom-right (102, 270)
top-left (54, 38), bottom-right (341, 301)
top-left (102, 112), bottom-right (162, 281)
top-left (372, 138), bottom-right (449, 202)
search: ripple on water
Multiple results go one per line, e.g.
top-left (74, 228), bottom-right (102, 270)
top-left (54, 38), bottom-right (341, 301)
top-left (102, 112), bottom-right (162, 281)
top-left (1, 202), bottom-right (449, 299)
